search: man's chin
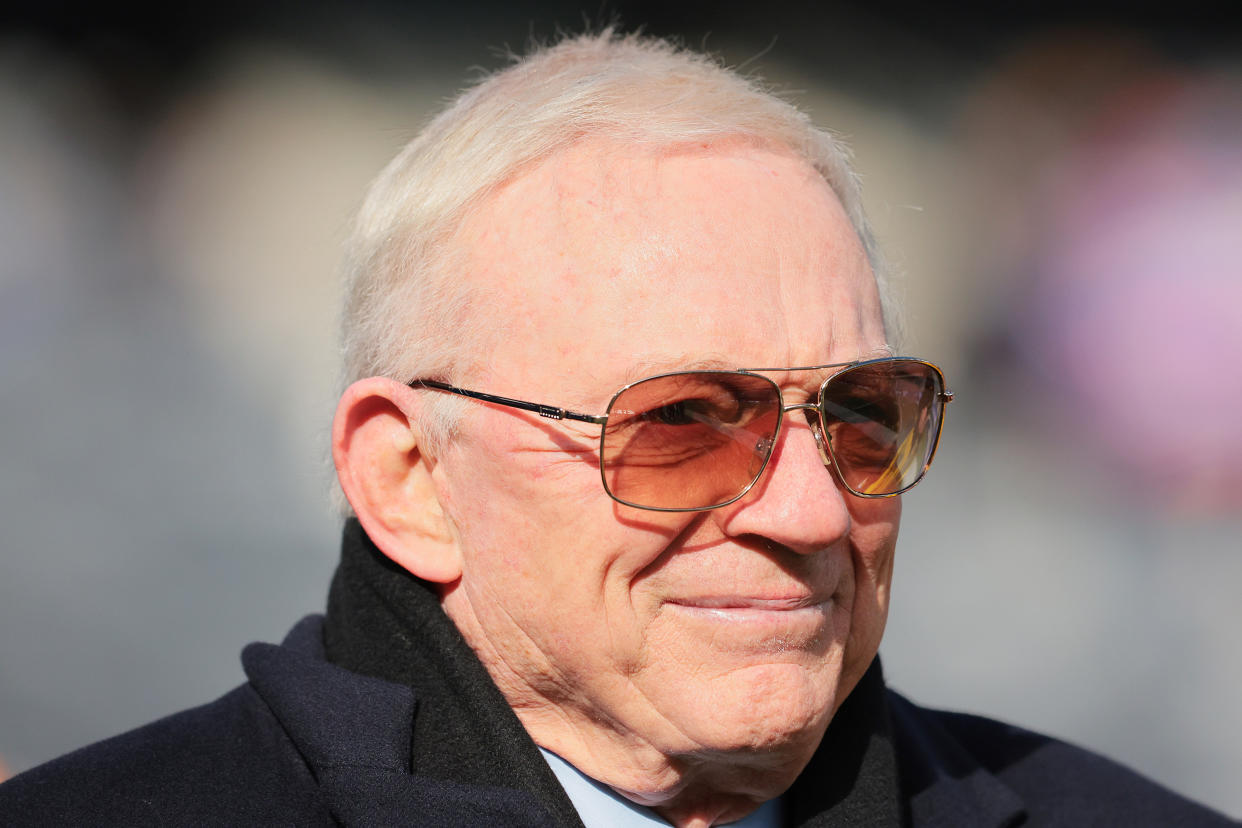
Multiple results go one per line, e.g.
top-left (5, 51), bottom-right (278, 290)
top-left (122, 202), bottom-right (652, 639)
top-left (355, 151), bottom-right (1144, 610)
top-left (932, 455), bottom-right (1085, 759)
top-left (659, 666), bottom-right (840, 760)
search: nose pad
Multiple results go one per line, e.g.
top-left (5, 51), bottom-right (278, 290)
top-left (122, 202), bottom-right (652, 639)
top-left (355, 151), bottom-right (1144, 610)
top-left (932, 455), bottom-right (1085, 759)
top-left (752, 435), bottom-right (774, 475)
top-left (804, 410), bottom-right (834, 469)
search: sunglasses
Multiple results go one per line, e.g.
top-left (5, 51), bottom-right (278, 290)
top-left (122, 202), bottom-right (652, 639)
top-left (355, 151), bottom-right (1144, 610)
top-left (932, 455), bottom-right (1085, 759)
top-left (410, 356), bottom-right (952, 512)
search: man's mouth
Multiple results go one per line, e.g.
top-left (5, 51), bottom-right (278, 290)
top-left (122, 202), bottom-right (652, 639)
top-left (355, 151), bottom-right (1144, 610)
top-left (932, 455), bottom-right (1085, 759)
top-left (661, 594), bottom-right (836, 653)
top-left (669, 595), bottom-right (826, 611)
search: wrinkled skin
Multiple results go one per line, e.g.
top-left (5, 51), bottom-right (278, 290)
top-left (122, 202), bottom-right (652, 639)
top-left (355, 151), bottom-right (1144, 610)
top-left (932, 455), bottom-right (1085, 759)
top-left (431, 139), bottom-right (900, 827)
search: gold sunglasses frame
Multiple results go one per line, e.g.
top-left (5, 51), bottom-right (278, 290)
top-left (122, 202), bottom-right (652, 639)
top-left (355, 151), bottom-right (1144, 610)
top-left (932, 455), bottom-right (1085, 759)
top-left (411, 356), bottom-right (953, 512)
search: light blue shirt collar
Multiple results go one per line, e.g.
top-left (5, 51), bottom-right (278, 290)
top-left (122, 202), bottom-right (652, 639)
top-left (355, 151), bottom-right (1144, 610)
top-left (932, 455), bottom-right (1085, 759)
top-left (539, 748), bottom-right (781, 828)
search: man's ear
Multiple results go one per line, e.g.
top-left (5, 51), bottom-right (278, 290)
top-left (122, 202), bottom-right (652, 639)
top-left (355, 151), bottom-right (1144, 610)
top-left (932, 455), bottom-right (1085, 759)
top-left (332, 377), bottom-right (462, 584)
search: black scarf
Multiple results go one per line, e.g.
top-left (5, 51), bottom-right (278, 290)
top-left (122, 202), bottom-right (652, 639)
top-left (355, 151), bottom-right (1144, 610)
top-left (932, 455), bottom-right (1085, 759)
top-left (323, 519), bottom-right (904, 827)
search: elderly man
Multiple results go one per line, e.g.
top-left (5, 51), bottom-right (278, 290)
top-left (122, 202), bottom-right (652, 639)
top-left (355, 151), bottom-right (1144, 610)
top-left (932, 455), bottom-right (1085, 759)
top-left (0, 32), bottom-right (1231, 828)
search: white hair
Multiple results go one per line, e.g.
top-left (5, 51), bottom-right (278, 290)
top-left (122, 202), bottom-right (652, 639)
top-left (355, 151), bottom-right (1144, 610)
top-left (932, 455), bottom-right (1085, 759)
top-left (341, 29), bottom-right (892, 454)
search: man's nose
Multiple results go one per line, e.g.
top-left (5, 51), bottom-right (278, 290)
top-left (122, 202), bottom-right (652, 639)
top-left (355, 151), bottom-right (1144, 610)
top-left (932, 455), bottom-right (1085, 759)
top-left (712, 415), bottom-right (851, 555)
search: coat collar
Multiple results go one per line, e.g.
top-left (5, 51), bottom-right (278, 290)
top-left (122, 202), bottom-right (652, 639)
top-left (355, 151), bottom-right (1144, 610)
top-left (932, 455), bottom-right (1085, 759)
top-left (243, 616), bottom-right (567, 827)
top-left (887, 692), bottom-right (1026, 827)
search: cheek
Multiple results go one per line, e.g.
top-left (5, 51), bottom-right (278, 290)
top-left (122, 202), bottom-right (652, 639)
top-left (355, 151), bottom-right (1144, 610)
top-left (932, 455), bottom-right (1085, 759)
top-left (440, 422), bottom-right (588, 546)
top-left (440, 430), bottom-right (689, 616)
top-left (850, 496), bottom-right (900, 590)
top-left (844, 497), bottom-right (901, 663)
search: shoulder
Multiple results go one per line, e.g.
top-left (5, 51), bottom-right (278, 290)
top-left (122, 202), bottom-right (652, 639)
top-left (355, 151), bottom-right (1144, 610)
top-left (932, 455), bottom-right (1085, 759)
top-left (0, 677), bottom-right (329, 825)
top-left (0, 611), bottom-right (558, 827)
top-left (888, 691), bottom-right (1236, 826)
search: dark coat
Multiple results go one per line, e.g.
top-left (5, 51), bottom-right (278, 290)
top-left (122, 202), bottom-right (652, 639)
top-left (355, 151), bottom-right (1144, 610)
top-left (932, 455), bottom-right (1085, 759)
top-left (1, 524), bottom-right (1234, 827)
top-left (2, 616), bottom-right (1233, 827)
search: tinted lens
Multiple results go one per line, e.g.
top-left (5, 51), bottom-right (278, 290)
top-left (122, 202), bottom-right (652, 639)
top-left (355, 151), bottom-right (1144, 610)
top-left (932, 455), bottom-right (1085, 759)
top-left (819, 359), bottom-right (944, 496)
top-left (602, 372), bottom-right (781, 510)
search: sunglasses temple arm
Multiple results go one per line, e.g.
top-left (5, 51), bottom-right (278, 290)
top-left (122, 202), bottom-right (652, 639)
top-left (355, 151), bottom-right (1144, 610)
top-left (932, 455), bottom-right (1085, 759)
top-left (410, 379), bottom-right (607, 424)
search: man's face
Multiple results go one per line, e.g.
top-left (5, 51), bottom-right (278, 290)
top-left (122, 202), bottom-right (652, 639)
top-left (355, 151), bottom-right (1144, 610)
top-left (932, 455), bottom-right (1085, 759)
top-left (432, 139), bottom-right (898, 798)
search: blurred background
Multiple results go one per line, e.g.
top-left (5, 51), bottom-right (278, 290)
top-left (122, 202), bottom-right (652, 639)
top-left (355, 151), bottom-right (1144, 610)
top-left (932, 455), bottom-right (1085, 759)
top-left (1, 0), bottom-right (1239, 816)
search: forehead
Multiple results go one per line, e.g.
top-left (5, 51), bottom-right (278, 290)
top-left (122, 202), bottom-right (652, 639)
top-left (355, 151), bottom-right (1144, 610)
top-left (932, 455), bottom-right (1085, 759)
top-left (455, 138), bottom-right (884, 394)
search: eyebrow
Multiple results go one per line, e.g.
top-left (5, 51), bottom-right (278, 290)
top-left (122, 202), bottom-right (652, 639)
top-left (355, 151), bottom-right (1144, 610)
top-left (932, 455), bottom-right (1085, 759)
top-left (547, 355), bottom-right (734, 413)
top-left (744, 345), bottom-right (896, 373)
top-left (622, 353), bottom-right (736, 384)
top-left (623, 345), bottom-right (896, 382)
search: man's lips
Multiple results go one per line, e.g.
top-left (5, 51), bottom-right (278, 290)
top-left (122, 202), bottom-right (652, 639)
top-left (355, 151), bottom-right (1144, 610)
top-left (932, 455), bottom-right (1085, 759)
top-left (661, 593), bottom-right (837, 651)
top-left (668, 595), bottom-right (827, 611)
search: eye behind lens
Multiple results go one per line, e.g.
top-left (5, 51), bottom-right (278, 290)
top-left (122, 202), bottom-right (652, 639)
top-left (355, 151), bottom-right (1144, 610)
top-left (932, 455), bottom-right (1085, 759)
top-left (818, 359), bottom-right (944, 497)
top-left (602, 371), bottom-right (782, 510)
